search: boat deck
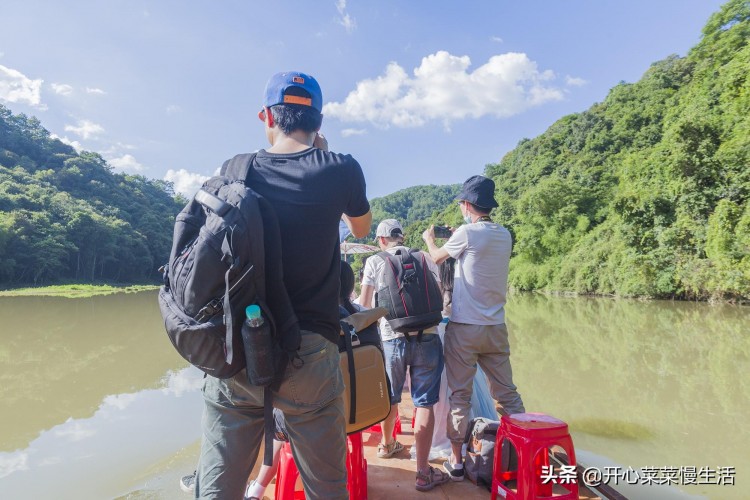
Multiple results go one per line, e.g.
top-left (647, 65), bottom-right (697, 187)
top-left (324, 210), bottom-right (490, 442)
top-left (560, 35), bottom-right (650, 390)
top-left (259, 393), bottom-right (610, 500)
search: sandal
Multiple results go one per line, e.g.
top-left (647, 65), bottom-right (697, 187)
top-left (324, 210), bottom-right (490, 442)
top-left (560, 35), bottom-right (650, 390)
top-left (376, 440), bottom-right (404, 458)
top-left (415, 466), bottom-right (450, 492)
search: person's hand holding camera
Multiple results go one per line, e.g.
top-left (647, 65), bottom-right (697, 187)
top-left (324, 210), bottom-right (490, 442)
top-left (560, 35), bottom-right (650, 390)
top-left (313, 132), bottom-right (329, 151)
top-left (433, 226), bottom-right (453, 239)
top-left (423, 224), bottom-right (453, 244)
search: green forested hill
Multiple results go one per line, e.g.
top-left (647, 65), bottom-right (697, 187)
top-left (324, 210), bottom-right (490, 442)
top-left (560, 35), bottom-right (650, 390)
top-left (368, 184), bottom-right (460, 234)
top-left (481, 0), bottom-right (749, 300)
top-left (2, 1), bottom-right (747, 300)
top-left (0, 101), bottom-right (458, 287)
top-left (0, 105), bottom-right (183, 286)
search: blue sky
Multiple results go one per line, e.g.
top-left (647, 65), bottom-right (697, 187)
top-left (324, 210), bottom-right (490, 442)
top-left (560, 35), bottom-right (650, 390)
top-left (0, 0), bottom-right (726, 199)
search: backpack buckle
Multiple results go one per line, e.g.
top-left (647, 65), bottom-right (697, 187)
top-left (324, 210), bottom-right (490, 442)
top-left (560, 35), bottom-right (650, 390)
top-left (195, 298), bottom-right (223, 322)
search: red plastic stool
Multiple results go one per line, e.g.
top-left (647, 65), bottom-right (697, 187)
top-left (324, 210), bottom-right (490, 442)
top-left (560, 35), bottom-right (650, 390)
top-left (367, 415), bottom-right (402, 439)
top-left (346, 431), bottom-right (368, 499)
top-left (491, 413), bottom-right (578, 500)
top-left (274, 432), bottom-right (368, 500)
top-left (274, 442), bottom-right (305, 500)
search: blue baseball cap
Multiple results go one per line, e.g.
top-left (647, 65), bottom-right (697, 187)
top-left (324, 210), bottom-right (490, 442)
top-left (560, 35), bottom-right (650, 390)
top-left (263, 71), bottom-right (323, 112)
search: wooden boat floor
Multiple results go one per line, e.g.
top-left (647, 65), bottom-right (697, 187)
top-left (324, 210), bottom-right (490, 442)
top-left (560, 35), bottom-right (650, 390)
top-left (258, 391), bottom-right (610, 500)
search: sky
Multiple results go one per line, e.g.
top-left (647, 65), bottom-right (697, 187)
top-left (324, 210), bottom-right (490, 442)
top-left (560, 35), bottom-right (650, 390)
top-left (0, 0), bottom-right (727, 199)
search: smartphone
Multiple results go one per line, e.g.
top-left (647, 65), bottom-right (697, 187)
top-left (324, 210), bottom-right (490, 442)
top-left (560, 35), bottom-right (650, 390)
top-left (434, 226), bottom-right (452, 238)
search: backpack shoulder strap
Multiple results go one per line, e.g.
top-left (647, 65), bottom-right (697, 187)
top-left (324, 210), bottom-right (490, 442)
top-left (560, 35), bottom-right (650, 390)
top-left (408, 248), bottom-right (425, 260)
top-left (376, 250), bottom-right (392, 263)
top-left (221, 152), bottom-right (257, 181)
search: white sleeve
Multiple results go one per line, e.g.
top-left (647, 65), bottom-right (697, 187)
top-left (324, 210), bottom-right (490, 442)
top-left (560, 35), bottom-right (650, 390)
top-left (443, 225), bottom-right (469, 259)
top-left (361, 257), bottom-right (378, 287)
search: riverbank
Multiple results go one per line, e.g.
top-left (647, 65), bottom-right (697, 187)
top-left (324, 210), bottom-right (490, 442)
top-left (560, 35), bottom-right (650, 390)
top-left (509, 287), bottom-right (750, 306)
top-left (0, 283), bottom-right (158, 298)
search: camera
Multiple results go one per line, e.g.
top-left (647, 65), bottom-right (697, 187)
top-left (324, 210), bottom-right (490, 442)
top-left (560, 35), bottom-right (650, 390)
top-left (434, 226), bottom-right (452, 238)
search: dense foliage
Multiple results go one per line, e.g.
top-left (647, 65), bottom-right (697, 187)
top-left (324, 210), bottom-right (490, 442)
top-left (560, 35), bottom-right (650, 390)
top-left (346, 184), bottom-right (461, 281)
top-left (480, 0), bottom-right (750, 300)
top-left (367, 184), bottom-right (461, 238)
top-left (2, 1), bottom-right (747, 301)
top-left (0, 105), bottom-right (183, 286)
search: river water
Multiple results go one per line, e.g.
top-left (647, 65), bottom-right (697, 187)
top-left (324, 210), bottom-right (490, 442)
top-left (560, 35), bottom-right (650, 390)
top-left (0, 291), bottom-right (747, 499)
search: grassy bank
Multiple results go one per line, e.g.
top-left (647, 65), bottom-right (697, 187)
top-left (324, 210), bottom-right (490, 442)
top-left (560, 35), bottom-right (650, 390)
top-left (0, 284), bottom-right (159, 298)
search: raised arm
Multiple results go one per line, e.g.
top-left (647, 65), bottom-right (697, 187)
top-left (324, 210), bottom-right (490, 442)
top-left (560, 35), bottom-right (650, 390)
top-left (343, 211), bottom-right (373, 239)
top-left (422, 225), bottom-right (452, 266)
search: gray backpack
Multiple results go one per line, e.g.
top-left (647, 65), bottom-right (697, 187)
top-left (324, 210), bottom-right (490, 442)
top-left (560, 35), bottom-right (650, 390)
top-left (464, 417), bottom-right (511, 490)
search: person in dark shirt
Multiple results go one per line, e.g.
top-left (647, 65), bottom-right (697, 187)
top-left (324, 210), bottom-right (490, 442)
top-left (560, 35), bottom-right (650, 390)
top-left (195, 71), bottom-right (371, 499)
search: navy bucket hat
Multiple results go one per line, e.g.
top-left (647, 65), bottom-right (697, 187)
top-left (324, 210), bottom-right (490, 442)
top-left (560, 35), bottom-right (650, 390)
top-left (456, 175), bottom-right (499, 209)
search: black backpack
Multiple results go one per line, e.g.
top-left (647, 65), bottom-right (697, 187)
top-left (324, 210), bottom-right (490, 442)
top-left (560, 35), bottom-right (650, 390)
top-left (157, 153), bottom-right (301, 380)
top-left (375, 248), bottom-right (443, 340)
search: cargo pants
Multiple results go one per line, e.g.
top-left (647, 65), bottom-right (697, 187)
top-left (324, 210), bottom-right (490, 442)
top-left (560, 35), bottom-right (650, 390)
top-left (195, 330), bottom-right (348, 499)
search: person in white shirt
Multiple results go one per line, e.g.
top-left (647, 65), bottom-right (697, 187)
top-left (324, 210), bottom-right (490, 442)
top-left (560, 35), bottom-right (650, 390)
top-left (360, 219), bottom-right (450, 491)
top-left (422, 175), bottom-right (525, 482)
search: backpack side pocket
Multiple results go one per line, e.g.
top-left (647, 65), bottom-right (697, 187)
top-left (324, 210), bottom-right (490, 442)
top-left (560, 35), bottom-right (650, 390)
top-left (158, 286), bottom-right (245, 379)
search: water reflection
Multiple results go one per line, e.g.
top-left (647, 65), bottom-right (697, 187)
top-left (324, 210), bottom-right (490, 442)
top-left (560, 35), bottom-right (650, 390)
top-left (0, 292), bottom-right (189, 452)
top-left (0, 291), bottom-right (747, 499)
top-left (506, 293), bottom-right (749, 499)
top-left (0, 367), bottom-right (203, 500)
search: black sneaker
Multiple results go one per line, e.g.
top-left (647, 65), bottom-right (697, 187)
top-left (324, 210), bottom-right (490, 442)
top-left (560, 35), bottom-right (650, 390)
top-left (442, 461), bottom-right (465, 481)
top-left (180, 471), bottom-right (196, 494)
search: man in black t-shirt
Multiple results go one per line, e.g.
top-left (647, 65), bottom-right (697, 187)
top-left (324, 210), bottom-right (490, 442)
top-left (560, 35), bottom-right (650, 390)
top-left (195, 71), bottom-right (371, 500)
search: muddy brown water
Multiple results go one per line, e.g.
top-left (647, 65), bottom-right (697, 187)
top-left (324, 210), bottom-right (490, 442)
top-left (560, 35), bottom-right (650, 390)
top-left (0, 291), bottom-right (747, 499)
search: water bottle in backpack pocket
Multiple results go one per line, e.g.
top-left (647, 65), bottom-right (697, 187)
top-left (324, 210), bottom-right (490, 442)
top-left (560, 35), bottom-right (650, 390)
top-left (242, 304), bottom-right (277, 386)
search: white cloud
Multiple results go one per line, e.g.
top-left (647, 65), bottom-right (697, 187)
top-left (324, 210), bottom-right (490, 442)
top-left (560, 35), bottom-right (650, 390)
top-left (102, 393), bottom-right (138, 410)
top-left (0, 64), bottom-right (44, 108)
top-left (64, 119), bottom-right (104, 139)
top-left (341, 128), bottom-right (366, 137)
top-left (491, 36), bottom-right (504, 43)
top-left (104, 142), bottom-right (136, 153)
top-left (0, 451), bottom-right (28, 479)
top-left (51, 83), bottom-right (73, 96)
top-left (86, 87), bottom-right (106, 95)
top-left (336, 0), bottom-right (356, 33)
top-left (166, 104), bottom-right (182, 114)
top-left (161, 368), bottom-right (204, 397)
top-left (108, 154), bottom-right (144, 172)
top-left (339, 14), bottom-right (356, 32)
top-left (50, 134), bottom-right (83, 152)
top-left (565, 75), bottom-right (588, 87)
top-left (164, 168), bottom-right (210, 197)
top-left (53, 417), bottom-right (97, 442)
top-left (323, 50), bottom-right (565, 128)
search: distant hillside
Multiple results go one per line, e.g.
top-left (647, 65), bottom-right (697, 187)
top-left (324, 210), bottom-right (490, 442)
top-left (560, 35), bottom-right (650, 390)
top-left (0, 105), bottom-right (183, 286)
top-left (359, 184), bottom-right (461, 240)
top-left (479, 0), bottom-right (749, 300)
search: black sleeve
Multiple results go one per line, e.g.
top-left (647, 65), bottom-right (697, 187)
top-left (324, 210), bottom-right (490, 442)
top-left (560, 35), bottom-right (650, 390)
top-left (344, 156), bottom-right (370, 218)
